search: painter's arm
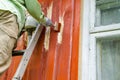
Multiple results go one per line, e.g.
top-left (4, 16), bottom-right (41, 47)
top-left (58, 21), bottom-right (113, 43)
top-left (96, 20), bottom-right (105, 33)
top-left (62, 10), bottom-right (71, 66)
top-left (24, 0), bottom-right (54, 27)
top-left (24, 0), bottom-right (46, 24)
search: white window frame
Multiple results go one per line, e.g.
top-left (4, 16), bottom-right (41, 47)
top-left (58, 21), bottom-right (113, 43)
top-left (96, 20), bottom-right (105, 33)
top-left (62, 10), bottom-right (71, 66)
top-left (81, 0), bottom-right (120, 80)
top-left (90, 0), bottom-right (120, 33)
top-left (89, 30), bottom-right (120, 80)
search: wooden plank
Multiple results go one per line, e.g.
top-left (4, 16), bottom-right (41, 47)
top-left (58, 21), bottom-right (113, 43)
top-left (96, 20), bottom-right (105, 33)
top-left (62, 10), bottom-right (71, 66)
top-left (71, 0), bottom-right (80, 80)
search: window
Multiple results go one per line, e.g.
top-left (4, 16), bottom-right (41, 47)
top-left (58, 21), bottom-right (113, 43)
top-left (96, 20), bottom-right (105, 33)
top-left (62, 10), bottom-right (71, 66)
top-left (97, 36), bottom-right (120, 80)
top-left (81, 0), bottom-right (120, 80)
top-left (95, 0), bottom-right (120, 26)
top-left (90, 0), bottom-right (120, 33)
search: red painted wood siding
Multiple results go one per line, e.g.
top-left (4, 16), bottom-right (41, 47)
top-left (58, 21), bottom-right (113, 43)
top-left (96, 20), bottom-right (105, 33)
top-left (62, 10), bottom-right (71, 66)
top-left (0, 0), bottom-right (81, 80)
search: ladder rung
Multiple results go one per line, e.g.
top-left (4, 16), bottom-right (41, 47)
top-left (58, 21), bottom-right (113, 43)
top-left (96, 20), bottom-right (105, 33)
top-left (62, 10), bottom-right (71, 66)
top-left (12, 50), bottom-right (25, 56)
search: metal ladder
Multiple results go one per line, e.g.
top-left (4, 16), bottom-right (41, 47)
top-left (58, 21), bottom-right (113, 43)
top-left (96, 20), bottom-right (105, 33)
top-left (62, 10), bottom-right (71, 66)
top-left (12, 24), bottom-right (43, 80)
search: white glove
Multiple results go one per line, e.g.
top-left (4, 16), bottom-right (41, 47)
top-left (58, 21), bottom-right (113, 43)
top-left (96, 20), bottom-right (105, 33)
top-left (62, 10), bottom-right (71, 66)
top-left (44, 17), bottom-right (54, 27)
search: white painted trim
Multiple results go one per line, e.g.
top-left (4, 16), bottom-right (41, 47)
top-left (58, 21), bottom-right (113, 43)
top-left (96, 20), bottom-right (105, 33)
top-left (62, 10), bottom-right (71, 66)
top-left (90, 23), bottom-right (120, 33)
top-left (89, 35), bottom-right (96, 80)
top-left (81, 0), bottom-right (90, 80)
top-left (95, 8), bottom-right (101, 26)
top-left (96, 41), bottom-right (102, 80)
top-left (91, 29), bottom-right (120, 38)
top-left (90, 0), bottom-right (96, 29)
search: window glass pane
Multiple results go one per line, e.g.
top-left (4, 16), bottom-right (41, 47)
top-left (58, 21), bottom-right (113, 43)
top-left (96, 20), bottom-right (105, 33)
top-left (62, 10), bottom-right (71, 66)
top-left (95, 0), bottom-right (120, 26)
top-left (97, 39), bottom-right (120, 80)
top-left (101, 7), bottom-right (120, 25)
top-left (96, 0), bottom-right (115, 5)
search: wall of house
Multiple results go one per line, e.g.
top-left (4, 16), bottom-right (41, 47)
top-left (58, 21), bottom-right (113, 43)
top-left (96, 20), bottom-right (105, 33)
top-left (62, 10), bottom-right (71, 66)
top-left (0, 0), bottom-right (81, 80)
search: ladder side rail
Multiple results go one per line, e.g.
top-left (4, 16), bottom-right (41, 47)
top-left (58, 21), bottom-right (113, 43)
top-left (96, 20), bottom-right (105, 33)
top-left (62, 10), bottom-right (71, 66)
top-left (12, 25), bottom-right (43, 80)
